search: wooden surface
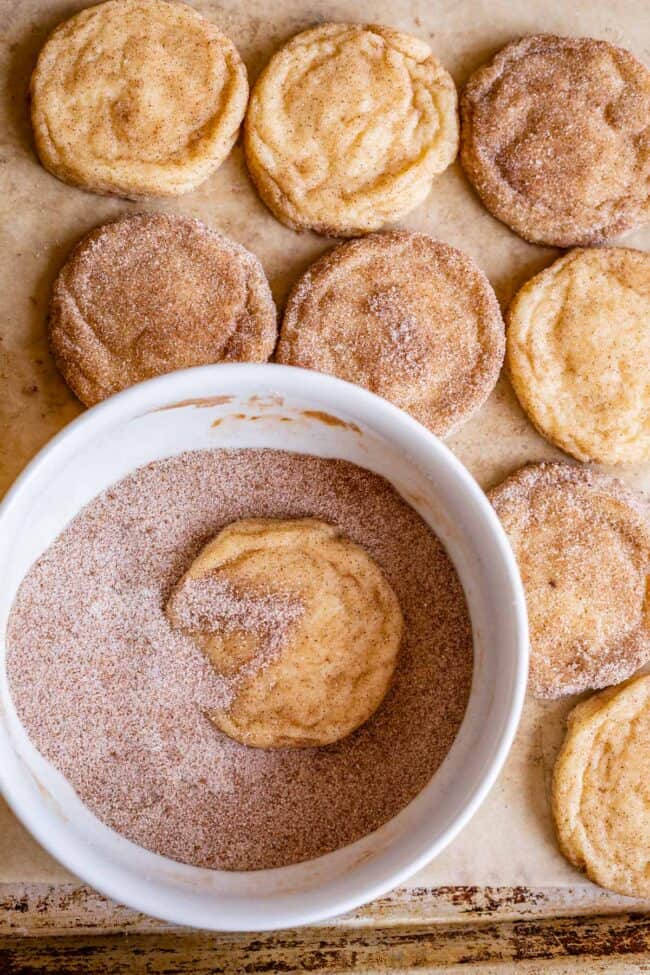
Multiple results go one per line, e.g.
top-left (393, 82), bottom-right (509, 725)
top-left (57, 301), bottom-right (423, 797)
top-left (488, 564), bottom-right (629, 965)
top-left (3, 883), bottom-right (650, 935)
top-left (2, 916), bottom-right (650, 974)
top-left (1, 884), bottom-right (650, 972)
top-left (1, 0), bottom-right (649, 969)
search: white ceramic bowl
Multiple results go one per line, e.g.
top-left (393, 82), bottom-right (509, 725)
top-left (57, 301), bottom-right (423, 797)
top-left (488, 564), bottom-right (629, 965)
top-left (0, 363), bottom-right (527, 931)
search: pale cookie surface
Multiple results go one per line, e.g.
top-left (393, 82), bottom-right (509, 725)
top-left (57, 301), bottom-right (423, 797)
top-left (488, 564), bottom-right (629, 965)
top-left (166, 518), bottom-right (404, 748)
top-left (461, 35), bottom-right (650, 247)
top-left (31, 0), bottom-right (248, 197)
top-left (507, 248), bottom-right (650, 466)
top-left (49, 213), bottom-right (276, 406)
top-left (244, 23), bottom-right (458, 236)
top-left (276, 232), bottom-right (504, 436)
top-left (552, 675), bottom-right (650, 898)
top-left (489, 462), bottom-right (650, 699)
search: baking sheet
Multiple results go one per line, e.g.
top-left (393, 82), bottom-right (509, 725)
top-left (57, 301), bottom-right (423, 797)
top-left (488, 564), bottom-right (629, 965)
top-left (0, 0), bottom-right (648, 894)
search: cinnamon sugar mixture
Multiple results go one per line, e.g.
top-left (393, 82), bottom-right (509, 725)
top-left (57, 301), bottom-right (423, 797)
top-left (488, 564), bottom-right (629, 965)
top-left (6, 449), bottom-right (473, 870)
top-left (170, 574), bottom-right (305, 679)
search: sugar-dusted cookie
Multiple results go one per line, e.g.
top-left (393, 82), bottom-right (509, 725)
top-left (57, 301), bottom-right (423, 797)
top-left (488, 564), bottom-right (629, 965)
top-left (244, 24), bottom-right (458, 236)
top-left (552, 675), bottom-right (650, 898)
top-left (31, 0), bottom-right (248, 197)
top-left (489, 462), bottom-right (650, 699)
top-left (460, 35), bottom-right (650, 246)
top-left (166, 518), bottom-right (404, 749)
top-left (49, 213), bottom-right (276, 406)
top-left (276, 232), bottom-right (504, 436)
top-left (507, 248), bottom-right (650, 466)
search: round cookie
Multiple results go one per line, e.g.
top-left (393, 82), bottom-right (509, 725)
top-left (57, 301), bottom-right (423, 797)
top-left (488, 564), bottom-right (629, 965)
top-left (31, 0), bottom-right (248, 198)
top-left (276, 232), bottom-right (505, 436)
top-left (166, 518), bottom-right (404, 749)
top-left (489, 462), bottom-right (650, 699)
top-left (49, 213), bottom-right (277, 406)
top-left (507, 248), bottom-right (650, 466)
top-left (460, 35), bottom-right (650, 247)
top-left (244, 23), bottom-right (458, 236)
top-left (552, 675), bottom-right (650, 898)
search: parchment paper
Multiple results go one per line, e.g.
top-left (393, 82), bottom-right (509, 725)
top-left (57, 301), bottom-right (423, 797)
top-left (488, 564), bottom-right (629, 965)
top-left (0, 0), bottom-right (648, 893)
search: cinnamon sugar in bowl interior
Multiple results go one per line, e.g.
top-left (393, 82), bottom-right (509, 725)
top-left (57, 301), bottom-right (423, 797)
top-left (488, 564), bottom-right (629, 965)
top-left (0, 364), bottom-right (527, 931)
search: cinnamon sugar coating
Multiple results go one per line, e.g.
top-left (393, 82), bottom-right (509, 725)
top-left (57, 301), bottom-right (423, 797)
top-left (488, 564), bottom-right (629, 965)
top-left (49, 213), bottom-right (277, 406)
top-left (276, 232), bottom-right (505, 437)
top-left (461, 35), bottom-right (650, 246)
top-left (490, 462), bottom-right (650, 699)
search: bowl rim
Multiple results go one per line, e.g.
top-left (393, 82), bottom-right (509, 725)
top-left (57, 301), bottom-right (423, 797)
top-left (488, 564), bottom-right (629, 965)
top-left (0, 362), bottom-right (528, 930)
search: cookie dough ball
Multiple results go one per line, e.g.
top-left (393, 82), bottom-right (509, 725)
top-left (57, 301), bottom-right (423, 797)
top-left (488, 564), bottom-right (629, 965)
top-left (166, 518), bottom-right (404, 748)
top-left (244, 23), bottom-right (458, 236)
top-left (31, 0), bottom-right (248, 197)
top-left (552, 675), bottom-right (650, 898)
top-left (460, 35), bottom-right (650, 246)
top-left (49, 213), bottom-right (277, 406)
top-left (276, 232), bottom-right (505, 436)
top-left (489, 462), bottom-right (650, 699)
top-left (507, 248), bottom-right (650, 466)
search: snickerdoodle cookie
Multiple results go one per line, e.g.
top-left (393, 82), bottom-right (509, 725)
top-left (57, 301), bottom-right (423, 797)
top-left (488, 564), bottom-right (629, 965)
top-left (460, 35), bottom-right (650, 246)
top-left (49, 213), bottom-right (276, 406)
top-left (276, 232), bottom-right (505, 436)
top-left (166, 518), bottom-right (403, 749)
top-left (507, 248), bottom-right (650, 466)
top-left (489, 462), bottom-right (650, 699)
top-left (552, 675), bottom-right (650, 898)
top-left (244, 24), bottom-right (458, 236)
top-left (31, 0), bottom-right (248, 198)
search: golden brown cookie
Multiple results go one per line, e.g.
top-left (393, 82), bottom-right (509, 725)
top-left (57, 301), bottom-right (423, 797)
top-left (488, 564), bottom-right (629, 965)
top-left (49, 213), bottom-right (276, 406)
top-left (489, 462), bottom-right (650, 699)
top-left (166, 518), bottom-right (404, 749)
top-left (460, 35), bottom-right (650, 246)
top-left (31, 0), bottom-right (248, 198)
top-left (507, 248), bottom-right (650, 466)
top-left (552, 675), bottom-right (650, 898)
top-left (244, 23), bottom-right (458, 236)
top-left (276, 232), bottom-right (505, 435)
